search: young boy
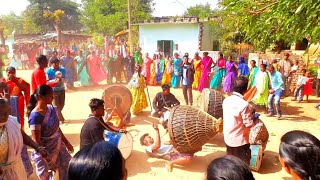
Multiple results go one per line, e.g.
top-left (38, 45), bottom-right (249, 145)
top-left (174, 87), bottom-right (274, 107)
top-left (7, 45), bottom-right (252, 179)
top-left (292, 69), bottom-right (308, 102)
top-left (140, 124), bottom-right (193, 172)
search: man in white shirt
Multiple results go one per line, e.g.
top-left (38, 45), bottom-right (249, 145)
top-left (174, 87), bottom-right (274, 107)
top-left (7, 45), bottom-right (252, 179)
top-left (140, 124), bottom-right (193, 172)
top-left (279, 53), bottom-right (293, 96)
top-left (291, 69), bottom-right (308, 102)
top-left (223, 76), bottom-right (255, 164)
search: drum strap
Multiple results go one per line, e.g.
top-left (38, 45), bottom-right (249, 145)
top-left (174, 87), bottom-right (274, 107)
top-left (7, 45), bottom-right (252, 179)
top-left (161, 93), bottom-right (169, 108)
top-left (90, 116), bottom-right (118, 132)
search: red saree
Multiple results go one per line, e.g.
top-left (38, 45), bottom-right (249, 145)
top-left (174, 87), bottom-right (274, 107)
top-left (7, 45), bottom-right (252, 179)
top-left (6, 78), bottom-right (30, 130)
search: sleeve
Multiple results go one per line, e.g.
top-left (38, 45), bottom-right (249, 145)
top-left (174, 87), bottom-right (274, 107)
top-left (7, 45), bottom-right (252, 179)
top-left (172, 94), bottom-right (180, 105)
top-left (28, 113), bottom-right (44, 130)
top-left (241, 104), bottom-right (254, 128)
top-left (152, 94), bottom-right (160, 112)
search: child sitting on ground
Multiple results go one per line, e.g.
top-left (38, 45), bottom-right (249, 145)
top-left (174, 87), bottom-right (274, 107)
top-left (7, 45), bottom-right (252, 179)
top-left (140, 124), bottom-right (193, 172)
top-left (292, 69), bottom-right (308, 102)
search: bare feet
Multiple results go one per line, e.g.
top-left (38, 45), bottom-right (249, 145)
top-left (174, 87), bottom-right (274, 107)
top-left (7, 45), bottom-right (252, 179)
top-left (165, 162), bottom-right (173, 172)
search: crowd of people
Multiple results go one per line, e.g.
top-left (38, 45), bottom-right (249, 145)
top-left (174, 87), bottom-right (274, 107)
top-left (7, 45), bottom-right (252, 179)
top-left (0, 41), bottom-right (320, 180)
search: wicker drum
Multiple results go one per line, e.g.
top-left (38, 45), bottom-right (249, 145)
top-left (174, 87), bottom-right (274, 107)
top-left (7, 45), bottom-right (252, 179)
top-left (199, 88), bottom-right (224, 119)
top-left (249, 119), bottom-right (269, 150)
top-left (167, 105), bottom-right (223, 154)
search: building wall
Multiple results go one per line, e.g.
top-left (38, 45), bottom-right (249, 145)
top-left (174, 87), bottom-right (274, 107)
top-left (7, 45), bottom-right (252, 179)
top-left (201, 23), bottom-right (214, 51)
top-left (139, 23), bottom-right (200, 56)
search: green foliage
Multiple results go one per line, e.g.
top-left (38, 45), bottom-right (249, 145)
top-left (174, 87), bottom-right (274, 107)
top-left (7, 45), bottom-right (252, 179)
top-left (81, 0), bottom-right (154, 36)
top-left (219, 0), bottom-right (320, 51)
top-left (307, 65), bottom-right (318, 78)
top-left (24, 0), bottom-right (82, 33)
top-left (0, 13), bottom-right (24, 35)
top-left (184, 3), bottom-right (215, 19)
top-left (92, 33), bottom-right (105, 48)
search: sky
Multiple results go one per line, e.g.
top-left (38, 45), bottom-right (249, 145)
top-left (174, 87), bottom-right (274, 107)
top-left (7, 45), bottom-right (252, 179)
top-left (0, 0), bottom-right (218, 16)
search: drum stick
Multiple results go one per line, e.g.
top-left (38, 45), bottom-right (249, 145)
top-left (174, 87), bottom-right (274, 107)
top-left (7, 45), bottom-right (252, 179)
top-left (144, 120), bottom-right (154, 124)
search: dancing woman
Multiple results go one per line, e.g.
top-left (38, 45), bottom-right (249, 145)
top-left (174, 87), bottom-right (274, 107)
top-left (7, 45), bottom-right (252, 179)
top-left (162, 55), bottom-right (173, 85)
top-left (198, 52), bottom-right (214, 92)
top-left (28, 85), bottom-right (74, 180)
top-left (192, 52), bottom-right (202, 89)
top-left (223, 56), bottom-right (238, 94)
top-left (210, 53), bottom-right (226, 90)
top-left (171, 53), bottom-right (182, 88)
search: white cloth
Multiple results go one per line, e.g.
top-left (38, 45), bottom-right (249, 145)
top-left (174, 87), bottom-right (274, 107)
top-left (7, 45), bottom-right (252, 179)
top-left (127, 73), bottom-right (141, 89)
top-left (223, 92), bottom-right (254, 147)
top-left (296, 75), bottom-right (308, 86)
top-left (182, 65), bottom-right (189, 85)
top-left (146, 144), bottom-right (173, 157)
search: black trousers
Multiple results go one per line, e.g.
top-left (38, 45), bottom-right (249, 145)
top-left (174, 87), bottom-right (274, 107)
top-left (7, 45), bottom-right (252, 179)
top-left (53, 90), bottom-right (65, 122)
top-left (182, 84), bottom-right (193, 105)
top-left (316, 79), bottom-right (320, 97)
top-left (226, 144), bottom-right (251, 165)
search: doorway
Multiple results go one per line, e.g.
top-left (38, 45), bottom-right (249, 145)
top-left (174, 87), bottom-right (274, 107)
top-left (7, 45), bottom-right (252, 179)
top-left (157, 40), bottom-right (174, 56)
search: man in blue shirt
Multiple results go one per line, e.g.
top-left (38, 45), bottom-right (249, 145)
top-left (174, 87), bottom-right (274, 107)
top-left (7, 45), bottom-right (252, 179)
top-left (46, 58), bottom-right (66, 123)
top-left (267, 64), bottom-right (284, 119)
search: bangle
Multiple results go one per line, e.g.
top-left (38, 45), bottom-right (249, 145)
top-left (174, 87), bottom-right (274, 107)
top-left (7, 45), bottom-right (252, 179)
top-left (36, 146), bottom-right (45, 152)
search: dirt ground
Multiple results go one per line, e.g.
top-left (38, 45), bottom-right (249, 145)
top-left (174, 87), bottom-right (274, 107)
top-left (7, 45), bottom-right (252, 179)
top-left (10, 70), bottom-right (320, 180)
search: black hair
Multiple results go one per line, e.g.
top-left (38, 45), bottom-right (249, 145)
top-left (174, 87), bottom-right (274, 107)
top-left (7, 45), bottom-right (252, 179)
top-left (279, 130), bottom-right (320, 180)
top-left (68, 141), bottom-right (126, 180)
top-left (140, 133), bottom-right (149, 146)
top-left (301, 68), bottom-right (307, 73)
top-left (250, 60), bottom-right (256, 64)
top-left (6, 66), bottom-right (16, 72)
top-left (36, 55), bottom-right (48, 64)
top-left (89, 98), bottom-right (104, 111)
top-left (232, 76), bottom-right (249, 95)
top-left (50, 57), bottom-right (60, 64)
top-left (268, 64), bottom-right (275, 70)
top-left (161, 84), bottom-right (170, 90)
top-left (207, 155), bottom-right (255, 180)
top-left (219, 52), bottom-right (223, 57)
top-left (0, 98), bottom-right (8, 106)
top-left (27, 85), bottom-right (53, 117)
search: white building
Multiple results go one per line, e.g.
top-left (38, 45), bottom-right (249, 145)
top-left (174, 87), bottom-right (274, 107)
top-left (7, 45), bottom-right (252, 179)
top-left (137, 17), bottom-right (217, 57)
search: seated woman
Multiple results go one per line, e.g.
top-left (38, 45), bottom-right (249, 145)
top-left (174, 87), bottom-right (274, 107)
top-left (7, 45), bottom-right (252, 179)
top-left (140, 124), bottom-right (193, 172)
top-left (279, 130), bottom-right (320, 180)
top-left (68, 141), bottom-right (127, 180)
top-left (207, 155), bottom-right (255, 180)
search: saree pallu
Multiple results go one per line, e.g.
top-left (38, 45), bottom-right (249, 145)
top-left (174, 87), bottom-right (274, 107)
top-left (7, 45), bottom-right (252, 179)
top-left (161, 60), bottom-right (172, 85)
top-left (156, 59), bottom-right (165, 84)
top-left (223, 62), bottom-right (238, 93)
top-left (76, 56), bottom-right (91, 86)
top-left (210, 68), bottom-right (226, 89)
top-left (198, 57), bottom-right (213, 92)
top-left (192, 60), bottom-right (202, 89)
top-left (244, 86), bottom-right (257, 102)
top-left (171, 58), bottom-right (182, 88)
top-left (149, 63), bottom-right (157, 86)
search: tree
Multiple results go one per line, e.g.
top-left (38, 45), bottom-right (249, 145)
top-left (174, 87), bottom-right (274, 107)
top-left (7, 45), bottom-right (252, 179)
top-left (44, 10), bottom-right (65, 47)
top-left (0, 13), bottom-right (24, 46)
top-left (184, 3), bottom-right (215, 18)
top-left (81, 0), bottom-right (154, 36)
top-left (219, 0), bottom-right (320, 51)
top-left (23, 0), bottom-right (82, 34)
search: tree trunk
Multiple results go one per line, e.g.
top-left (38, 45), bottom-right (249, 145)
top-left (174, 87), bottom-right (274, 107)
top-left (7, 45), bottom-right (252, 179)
top-left (54, 23), bottom-right (62, 49)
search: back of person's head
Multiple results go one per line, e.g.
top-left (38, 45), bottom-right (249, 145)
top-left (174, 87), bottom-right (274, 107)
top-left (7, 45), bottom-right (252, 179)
top-left (207, 155), bottom-right (255, 180)
top-left (89, 98), bottom-right (104, 111)
top-left (27, 85), bottom-right (53, 117)
top-left (232, 76), bottom-right (249, 95)
top-left (68, 141), bottom-right (127, 180)
top-left (279, 130), bottom-right (320, 180)
top-left (36, 55), bottom-right (48, 64)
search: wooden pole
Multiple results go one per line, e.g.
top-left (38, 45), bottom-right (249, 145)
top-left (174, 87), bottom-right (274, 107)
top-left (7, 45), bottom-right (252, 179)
top-left (128, 0), bottom-right (133, 53)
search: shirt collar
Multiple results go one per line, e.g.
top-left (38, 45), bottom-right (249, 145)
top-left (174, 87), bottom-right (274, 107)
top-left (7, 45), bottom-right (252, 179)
top-left (232, 92), bottom-right (244, 99)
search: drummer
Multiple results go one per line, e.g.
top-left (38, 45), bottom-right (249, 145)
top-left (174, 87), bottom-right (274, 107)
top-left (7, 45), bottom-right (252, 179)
top-left (140, 124), bottom-right (193, 172)
top-left (151, 84), bottom-right (180, 118)
top-left (80, 98), bottom-right (126, 150)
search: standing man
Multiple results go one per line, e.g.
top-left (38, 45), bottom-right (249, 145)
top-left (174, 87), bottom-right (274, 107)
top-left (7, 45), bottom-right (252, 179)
top-left (223, 76), bottom-right (254, 165)
top-left (279, 53), bottom-right (292, 96)
top-left (181, 55), bottom-right (195, 106)
top-left (267, 64), bottom-right (285, 119)
top-left (314, 56), bottom-right (320, 97)
top-left (46, 58), bottom-right (66, 123)
top-left (31, 55), bottom-right (49, 93)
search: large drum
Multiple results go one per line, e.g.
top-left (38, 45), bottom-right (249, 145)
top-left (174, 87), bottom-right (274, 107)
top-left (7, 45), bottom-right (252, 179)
top-left (199, 88), bottom-right (224, 119)
top-left (250, 145), bottom-right (263, 171)
top-left (102, 85), bottom-right (133, 127)
top-left (249, 118), bottom-right (269, 151)
top-left (104, 130), bottom-right (133, 159)
top-left (167, 105), bottom-right (223, 154)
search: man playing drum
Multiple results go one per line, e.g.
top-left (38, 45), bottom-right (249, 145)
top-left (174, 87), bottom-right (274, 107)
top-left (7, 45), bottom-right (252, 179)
top-left (140, 124), bottom-right (193, 172)
top-left (80, 98), bottom-right (126, 150)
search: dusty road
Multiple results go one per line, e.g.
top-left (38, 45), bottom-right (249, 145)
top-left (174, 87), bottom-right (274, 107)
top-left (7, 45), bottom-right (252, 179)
top-left (13, 70), bottom-right (320, 180)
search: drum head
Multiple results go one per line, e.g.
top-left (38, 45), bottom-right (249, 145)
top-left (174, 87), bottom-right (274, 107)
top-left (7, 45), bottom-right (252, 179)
top-left (103, 85), bottom-right (133, 115)
top-left (118, 133), bottom-right (133, 159)
top-left (250, 145), bottom-right (263, 171)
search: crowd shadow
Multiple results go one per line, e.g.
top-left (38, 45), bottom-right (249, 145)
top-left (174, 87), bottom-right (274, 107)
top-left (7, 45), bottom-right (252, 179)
top-left (279, 102), bottom-right (316, 121)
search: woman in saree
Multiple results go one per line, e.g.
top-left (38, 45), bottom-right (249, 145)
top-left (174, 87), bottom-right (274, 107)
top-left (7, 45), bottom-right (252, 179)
top-left (28, 85), bottom-right (74, 180)
top-left (223, 56), bottom-right (238, 94)
top-left (198, 52), bottom-right (214, 92)
top-left (87, 51), bottom-right (107, 85)
top-left (149, 54), bottom-right (157, 86)
top-left (144, 53), bottom-right (153, 85)
top-left (61, 50), bottom-right (76, 89)
top-left (162, 55), bottom-right (173, 85)
top-left (128, 65), bottom-right (148, 115)
top-left (171, 53), bottom-right (182, 88)
top-left (192, 52), bottom-right (202, 89)
top-left (75, 50), bottom-right (91, 86)
top-left (210, 53), bottom-right (226, 90)
top-left (0, 85), bottom-right (47, 180)
top-left (245, 63), bottom-right (269, 108)
top-left (5, 66), bottom-right (30, 130)
top-left (248, 60), bottom-right (259, 89)
top-left (238, 56), bottom-right (250, 77)
top-left (156, 55), bottom-right (165, 85)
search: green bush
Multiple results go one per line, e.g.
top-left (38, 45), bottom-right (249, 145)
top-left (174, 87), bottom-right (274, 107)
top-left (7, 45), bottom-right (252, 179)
top-left (307, 65), bottom-right (318, 78)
